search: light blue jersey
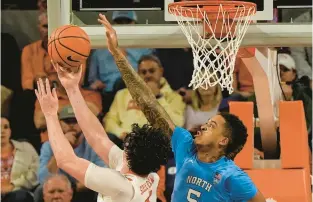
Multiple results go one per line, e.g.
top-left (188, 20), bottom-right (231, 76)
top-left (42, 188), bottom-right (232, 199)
top-left (171, 127), bottom-right (257, 202)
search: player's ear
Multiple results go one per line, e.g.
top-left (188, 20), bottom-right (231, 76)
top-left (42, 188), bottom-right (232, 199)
top-left (219, 137), bottom-right (229, 146)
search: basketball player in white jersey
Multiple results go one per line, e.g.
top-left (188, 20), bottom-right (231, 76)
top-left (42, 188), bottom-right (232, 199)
top-left (35, 71), bottom-right (170, 201)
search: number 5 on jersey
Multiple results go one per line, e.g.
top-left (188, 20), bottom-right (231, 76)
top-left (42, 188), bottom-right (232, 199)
top-left (187, 189), bottom-right (201, 202)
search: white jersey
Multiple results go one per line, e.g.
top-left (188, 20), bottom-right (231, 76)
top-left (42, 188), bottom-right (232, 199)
top-left (84, 145), bottom-right (159, 202)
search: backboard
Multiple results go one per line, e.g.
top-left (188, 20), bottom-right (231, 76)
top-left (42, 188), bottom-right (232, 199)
top-left (47, 0), bottom-right (312, 48)
top-left (72, 0), bottom-right (312, 22)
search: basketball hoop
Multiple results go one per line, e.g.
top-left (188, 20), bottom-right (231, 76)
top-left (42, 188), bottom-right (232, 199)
top-left (168, 0), bottom-right (256, 93)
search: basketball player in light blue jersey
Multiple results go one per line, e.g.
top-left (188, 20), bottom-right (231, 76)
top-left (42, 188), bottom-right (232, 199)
top-left (171, 114), bottom-right (265, 202)
top-left (98, 13), bottom-right (266, 202)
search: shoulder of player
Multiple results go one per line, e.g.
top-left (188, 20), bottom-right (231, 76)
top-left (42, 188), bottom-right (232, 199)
top-left (173, 126), bottom-right (192, 137)
top-left (220, 161), bottom-right (250, 180)
top-left (125, 172), bottom-right (159, 180)
top-left (123, 172), bottom-right (160, 188)
top-left (149, 172), bottom-right (160, 182)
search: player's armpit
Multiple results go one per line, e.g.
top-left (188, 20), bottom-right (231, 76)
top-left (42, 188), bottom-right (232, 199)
top-left (108, 145), bottom-right (124, 169)
top-left (84, 163), bottom-right (134, 198)
top-left (248, 191), bottom-right (266, 202)
top-left (57, 157), bottom-right (90, 185)
top-left (111, 49), bottom-right (175, 137)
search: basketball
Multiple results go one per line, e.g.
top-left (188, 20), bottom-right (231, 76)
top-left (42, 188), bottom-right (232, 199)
top-left (48, 25), bottom-right (91, 70)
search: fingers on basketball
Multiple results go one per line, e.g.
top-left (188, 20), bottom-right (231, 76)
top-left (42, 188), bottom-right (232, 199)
top-left (51, 60), bottom-right (67, 74)
top-left (77, 64), bottom-right (83, 75)
top-left (52, 62), bottom-right (64, 74)
top-left (68, 64), bottom-right (83, 78)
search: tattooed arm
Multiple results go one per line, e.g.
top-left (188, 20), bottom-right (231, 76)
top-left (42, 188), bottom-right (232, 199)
top-left (98, 14), bottom-right (175, 137)
top-left (114, 49), bottom-right (175, 137)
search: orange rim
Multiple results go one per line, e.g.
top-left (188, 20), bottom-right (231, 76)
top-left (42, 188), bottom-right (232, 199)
top-left (168, 1), bottom-right (256, 19)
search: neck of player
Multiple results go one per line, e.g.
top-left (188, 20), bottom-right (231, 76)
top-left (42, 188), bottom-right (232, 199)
top-left (196, 146), bottom-right (224, 163)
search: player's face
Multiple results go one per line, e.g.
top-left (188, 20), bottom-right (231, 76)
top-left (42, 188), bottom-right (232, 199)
top-left (194, 115), bottom-right (229, 148)
top-left (43, 178), bottom-right (73, 202)
top-left (138, 60), bottom-right (163, 84)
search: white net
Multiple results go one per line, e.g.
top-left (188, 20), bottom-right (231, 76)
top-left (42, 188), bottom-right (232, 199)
top-left (169, 2), bottom-right (256, 93)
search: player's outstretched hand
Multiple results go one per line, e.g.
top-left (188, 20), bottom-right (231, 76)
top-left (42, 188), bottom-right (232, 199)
top-left (98, 13), bottom-right (118, 54)
top-left (52, 61), bottom-right (83, 90)
top-left (35, 78), bottom-right (59, 116)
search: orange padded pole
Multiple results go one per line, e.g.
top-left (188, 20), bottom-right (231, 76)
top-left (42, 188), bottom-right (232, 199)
top-left (279, 101), bottom-right (309, 170)
top-left (241, 49), bottom-right (277, 157)
top-left (246, 169), bottom-right (311, 202)
top-left (229, 101), bottom-right (254, 169)
top-left (279, 101), bottom-right (311, 201)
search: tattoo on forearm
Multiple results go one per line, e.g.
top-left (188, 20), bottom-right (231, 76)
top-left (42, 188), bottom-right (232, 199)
top-left (113, 51), bottom-right (173, 137)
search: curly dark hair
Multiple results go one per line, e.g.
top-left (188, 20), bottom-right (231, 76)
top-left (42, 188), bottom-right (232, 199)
top-left (219, 112), bottom-right (248, 160)
top-left (123, 124), bottom-right (171, 176)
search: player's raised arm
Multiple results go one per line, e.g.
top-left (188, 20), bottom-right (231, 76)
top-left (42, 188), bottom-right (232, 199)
top-left (34, 78), bottom-right (90, 184)
top-left (98, 13), bottom-right (175, 137)
top-left (36, 78), bottom-right (133, 199)
top-left (52, 64), bottom-right (115, 165)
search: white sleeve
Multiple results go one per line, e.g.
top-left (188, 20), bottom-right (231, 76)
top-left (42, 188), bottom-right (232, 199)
top-left (84, 163), bottom-right (133, 198)
top-left (108, 145), bottom-right (124, 169)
